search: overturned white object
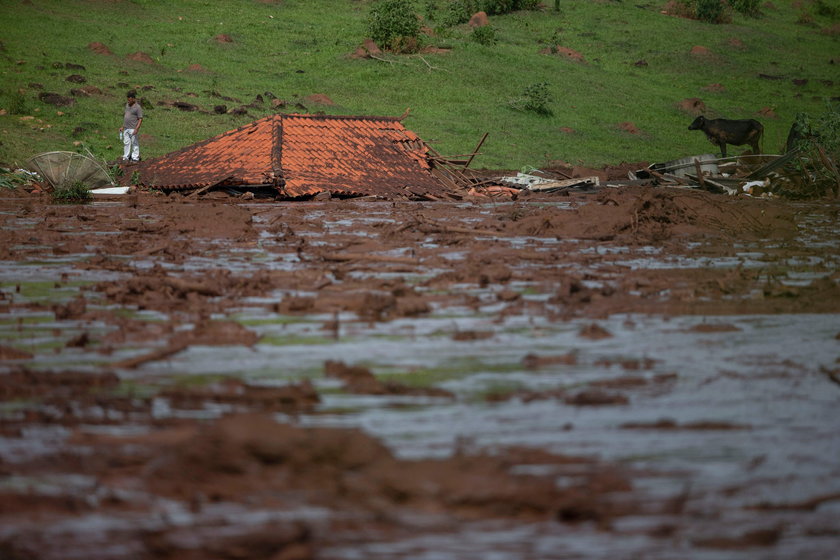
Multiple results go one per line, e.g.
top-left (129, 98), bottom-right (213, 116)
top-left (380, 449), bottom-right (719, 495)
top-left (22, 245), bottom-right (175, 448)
top-left (527, 176), bottom-right (600, 191)
top-left (91, 186), bottom-right (130, 195)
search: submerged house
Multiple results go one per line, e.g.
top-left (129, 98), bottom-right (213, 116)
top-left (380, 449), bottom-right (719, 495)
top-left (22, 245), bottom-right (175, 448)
top-left (131, 113), bottom-right (469, 199)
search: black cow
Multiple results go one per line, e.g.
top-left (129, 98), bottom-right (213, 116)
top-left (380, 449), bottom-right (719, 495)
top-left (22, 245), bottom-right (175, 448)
top-left (688, 116), bottom-right (763, 158)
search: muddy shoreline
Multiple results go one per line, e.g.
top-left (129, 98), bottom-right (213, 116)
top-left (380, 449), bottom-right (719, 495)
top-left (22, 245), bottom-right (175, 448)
top-left (1, 186), bottom-right (838, 559)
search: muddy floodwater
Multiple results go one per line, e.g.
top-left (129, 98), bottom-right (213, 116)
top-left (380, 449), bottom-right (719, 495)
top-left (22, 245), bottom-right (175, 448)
top-left (1, 186), bottom-right (838, 559)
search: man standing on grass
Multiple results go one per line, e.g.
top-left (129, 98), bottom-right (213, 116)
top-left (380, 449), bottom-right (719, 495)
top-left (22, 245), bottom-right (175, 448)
top-left (120, 90), bottom-right (143, 162)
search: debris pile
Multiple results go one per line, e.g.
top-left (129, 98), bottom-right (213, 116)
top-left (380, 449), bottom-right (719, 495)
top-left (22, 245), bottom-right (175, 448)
top-left (631, 149), bottom-right (839, 199)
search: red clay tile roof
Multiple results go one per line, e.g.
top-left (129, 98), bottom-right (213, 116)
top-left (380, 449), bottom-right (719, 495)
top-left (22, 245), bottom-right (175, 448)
top-left (132, 114), bottom-right (456, 198)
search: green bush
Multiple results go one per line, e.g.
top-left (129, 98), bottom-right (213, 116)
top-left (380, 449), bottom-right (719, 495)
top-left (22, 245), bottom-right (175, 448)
top-left (367, 0), bottom-right (422, 53)
top-left (813, 0), bottom-right (839, 19)
top-left (427, 0), bottom-right (540, 26)
top-left (423, 0), bottom-right (439, 21)
top-left (728, 0), bottom-right (760, 17)
top-left (51, 181), bottom-right (92, 204)
top-left (670, 0), bottom-right (732, 23)
top-left (471, 25), bottom-right (497, 45)
top-left (695, 0), bottom-right (729, 23)
top-left (779, 102), bottom-right (840, 199)
top-left (479, 0), bottom-right (540, 14)
top-left (509, 82), bottom-right (553, 116)
top-left (441, 0), bottom-right (474, 26)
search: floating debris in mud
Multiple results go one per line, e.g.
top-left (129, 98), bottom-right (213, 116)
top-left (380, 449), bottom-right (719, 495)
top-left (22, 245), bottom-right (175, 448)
top-left (634, 145), bottom-right (839, 199)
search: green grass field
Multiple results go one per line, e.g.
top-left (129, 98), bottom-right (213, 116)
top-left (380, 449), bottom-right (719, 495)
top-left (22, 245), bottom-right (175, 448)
top-left (1, 0), bottom-right (838, 170)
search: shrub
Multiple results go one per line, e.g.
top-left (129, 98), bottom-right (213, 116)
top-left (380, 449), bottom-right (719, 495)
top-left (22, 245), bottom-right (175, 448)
top-left (814, 0), bottom-right (839, 19)
top-left (426, 0), bottom-right (540, 26)
top-left (695, 0), bottom-right (728, 23)
top-left (441, 0), bottom-right (474, 26)
top-left (509, 82), bottom-right (553, 116)
top-left (728, 0), bottom-right (760, 17)
top-left (367, 0), bottom-right (422, 53)
top-left (51, 181), bottom-right (92, 204)
top-left (471, 25), bottom-right (497, 45)
top-left (791, 102), bottom-right (840, 159)
top-left (778, 102), bottom-right (840, 199)
top-left (668, 0), bottom-right (732, 23)
top-left (481, 0), bottom-right (540, 13)
top-left (423, 0), bottom-right (439, 21)
top-left (481, 0), bottom-right (513, 13)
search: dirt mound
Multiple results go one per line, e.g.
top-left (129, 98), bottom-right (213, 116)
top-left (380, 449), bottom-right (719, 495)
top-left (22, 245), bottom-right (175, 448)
top-left (302, 93), bottom-right (335, 106)
top-left (126, 51), bottom-right (155, 64)
top-left (469, 11), bottom-right (489, 27)
top-left (678, 97), bottom-right (706, 115)
top-left (0, 368), bottom-right (119, 400)
top-left (96, 267), bottom-right (276, 313)
top-left (350, 38), bottom-right (383, 59)
top-left (503, 187), bottom-right (797, 243)
top-left (618, 121), bottom-right (641, 134)
top-left (71, 85), bottom-right (103, 96)
top-left (757, 106), bottom-right (777, 118)
top-left (144, 412), bottom-right (627, 523)
top-left (87, 42), bottom-right (113, 55)
top-left (38, 92), bottom-right (75, 107)
top-left (160, 378), bottom-right (320, 414)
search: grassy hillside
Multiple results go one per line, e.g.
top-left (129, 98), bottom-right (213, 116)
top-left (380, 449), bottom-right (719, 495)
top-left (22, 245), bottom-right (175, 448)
top-left (0, 0), bottom-right (838, 171)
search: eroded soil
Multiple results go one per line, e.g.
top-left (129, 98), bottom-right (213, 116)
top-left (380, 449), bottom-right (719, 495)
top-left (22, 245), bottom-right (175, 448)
top-left (0, 186), bottom-right (838, 559)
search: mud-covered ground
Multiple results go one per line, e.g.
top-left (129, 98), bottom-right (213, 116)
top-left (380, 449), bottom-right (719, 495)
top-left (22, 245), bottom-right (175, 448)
top-left (1, 185), bottom-right (839, 559)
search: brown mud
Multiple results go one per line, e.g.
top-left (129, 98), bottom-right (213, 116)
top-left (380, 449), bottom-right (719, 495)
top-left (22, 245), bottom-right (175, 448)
top-left (0, 186), bottom-right (838, 559)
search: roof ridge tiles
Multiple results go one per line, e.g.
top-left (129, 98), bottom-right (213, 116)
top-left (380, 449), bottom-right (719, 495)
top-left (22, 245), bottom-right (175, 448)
top-left (284, 113), bottom-right (402, 123)
top-left (137, 114), bottom-right (281, 167)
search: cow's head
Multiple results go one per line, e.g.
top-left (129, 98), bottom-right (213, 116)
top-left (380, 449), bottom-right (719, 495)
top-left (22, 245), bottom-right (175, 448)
top-left (688, 116), bottom-right (706, 130)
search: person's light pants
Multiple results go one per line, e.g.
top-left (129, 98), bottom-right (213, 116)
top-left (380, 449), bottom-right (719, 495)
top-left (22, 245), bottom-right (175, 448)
top-left (122, 128), bottom-right (140, 161)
